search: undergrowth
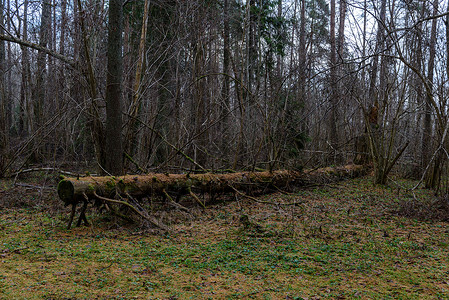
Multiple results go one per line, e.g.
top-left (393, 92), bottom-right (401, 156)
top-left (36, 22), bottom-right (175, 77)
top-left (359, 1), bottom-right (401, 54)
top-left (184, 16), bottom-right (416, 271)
top-left (1, 175), bottom-right (449, 299)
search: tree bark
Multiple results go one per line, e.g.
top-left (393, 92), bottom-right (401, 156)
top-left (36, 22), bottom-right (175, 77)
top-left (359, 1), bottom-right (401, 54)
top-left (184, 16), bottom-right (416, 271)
top-left (337, 0), bottom-right (346, 60)
top-left (104, 0), bottom-right (124, 175)
top-left (424, 0), bottom-right (440, 188)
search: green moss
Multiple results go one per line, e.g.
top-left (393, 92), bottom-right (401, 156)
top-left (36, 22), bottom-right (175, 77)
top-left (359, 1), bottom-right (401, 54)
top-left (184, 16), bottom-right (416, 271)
top-left (105, 179), bottom-right (117, 194)
top-left (87, 184), bottom-right (95, 192)
top-left (106, 180), bottom-right (115, 188)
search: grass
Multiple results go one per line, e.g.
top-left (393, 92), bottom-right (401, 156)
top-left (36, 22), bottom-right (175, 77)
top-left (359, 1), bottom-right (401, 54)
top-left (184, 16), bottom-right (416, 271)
top-left (1, 176), bottom-right (449, 299)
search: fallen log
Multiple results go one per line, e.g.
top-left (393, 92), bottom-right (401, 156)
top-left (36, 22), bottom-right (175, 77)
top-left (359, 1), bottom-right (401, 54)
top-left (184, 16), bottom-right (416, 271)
top-left (57, 164), bottom-right (366, 229)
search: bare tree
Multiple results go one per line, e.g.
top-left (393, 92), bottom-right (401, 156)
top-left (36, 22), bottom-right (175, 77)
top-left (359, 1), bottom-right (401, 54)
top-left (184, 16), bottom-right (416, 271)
top-left (0, 0), bottom-right (6, 174)
top-left (19, 0), bottom-right (31, 135)
top-left (35, 0), bottom-right (52, 127)
top-left (328, 0), bottom-right (340, 157)
top-left (221, 0), bottom-right (231, 153)
top-left (424, 0), bottom-right (441, 188)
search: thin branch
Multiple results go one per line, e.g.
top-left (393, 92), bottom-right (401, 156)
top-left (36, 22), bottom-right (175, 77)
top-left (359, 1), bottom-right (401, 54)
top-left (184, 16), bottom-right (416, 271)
top-left (8, 167), bottom-right (83, 178)
top-left (126, 113), bottom-right (207, 172)
top-left (0, 34), bottom-right (75, 66)
top-left (162, 189), bottom-right (191, 213)
top-left (93, 191), bottom-right (167, 230)
top-left (188, 188), bottom-right (206, 208)
top-left (228, 184), bottom-right (304, 206)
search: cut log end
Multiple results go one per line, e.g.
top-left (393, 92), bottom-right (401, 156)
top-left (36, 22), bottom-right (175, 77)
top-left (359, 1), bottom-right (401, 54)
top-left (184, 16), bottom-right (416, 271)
top-left (57, 179), bottom-right (75, 205)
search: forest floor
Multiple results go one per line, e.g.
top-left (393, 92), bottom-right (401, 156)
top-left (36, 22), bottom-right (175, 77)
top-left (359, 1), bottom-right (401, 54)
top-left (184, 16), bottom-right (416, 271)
top-left (1, 171), bottom-right (449, 299)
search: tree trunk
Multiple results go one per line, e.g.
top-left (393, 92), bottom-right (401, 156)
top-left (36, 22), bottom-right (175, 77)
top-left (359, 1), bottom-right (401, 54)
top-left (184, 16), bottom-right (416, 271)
top-left (0, 0), bottom-right (6, 174)
top-left (104, 0), bottom-right (124, 175)
top-left (192, 7), bottom-right (208, 168)
top-left (58, 0), bottom-right (67, 109)
top-left (19, 0), bottom-right (31, 135)
top-left (5, 0), bottom-right (11, 134)
top-left (193, 41), bottom-right (207, 167)
top-left (368, 0), bottom-right (386, 105)
top-left (124, 0), bottom-right (150, 158)
top-left (247, 0), bottom-right (257, 95)
top-left (75, 0), bottom-right (105, 168)
top-left (35, 0), bottom-right (52, 127)
top-left (366, 0), bottom-right (386, 184)
top-left (424, 0), bottom-right (440, 188)
top-left (414, 0), bottom-right (424, 171)
top-left (221, 0), bottom-right (230, 154)
top-left (328, 0), bottom-right (339, 154)
top-left (298, 0), bottom-right (306, 101)
top-left (337, 0), bottom-right (346, 60)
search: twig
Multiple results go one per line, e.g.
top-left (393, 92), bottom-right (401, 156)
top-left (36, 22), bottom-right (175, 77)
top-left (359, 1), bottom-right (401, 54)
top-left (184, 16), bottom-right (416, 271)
top-left (93, 191), bottom-right (167, 230)
top-left (188, 188), bottom-right (206, 208)
top-left (11, 246), bottom-right (30, 253)
top-left (97, 162), bottom-right (112, 176)
top-left (14, 183), bottom-right (54, 190)
top-left (273, 185), bottom-right (294, 195)
top-left (228, 184), bottom-right (305, 206)
top-left (97, 262), bottom-right (114, 271)
top-left (8, 167), bottom-right (81, 178)
top-left (124, 152), bottom-right (147, 173)
top-left (162, 189), bottom-right (191, 213)
top-left (125, 114), bottom-right (207, 172)
top-left (93, 192), bottom-right (145, 216)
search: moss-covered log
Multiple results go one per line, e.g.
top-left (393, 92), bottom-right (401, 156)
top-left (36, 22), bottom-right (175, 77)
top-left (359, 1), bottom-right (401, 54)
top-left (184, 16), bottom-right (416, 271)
top-left (58, 171), bottom-right (290, 205)
top-left (58, 165), bottom-right (366, 229)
